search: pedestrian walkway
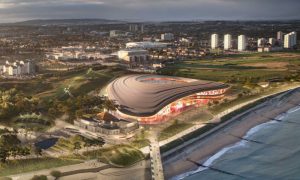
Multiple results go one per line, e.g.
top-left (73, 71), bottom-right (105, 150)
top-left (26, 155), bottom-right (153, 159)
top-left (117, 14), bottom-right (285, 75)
top-left (149, 135), bottom-right (164, 180)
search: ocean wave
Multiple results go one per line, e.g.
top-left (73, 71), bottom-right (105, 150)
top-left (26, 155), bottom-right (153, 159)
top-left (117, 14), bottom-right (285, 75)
top-left (172, 106), bottom-right (300, 180)
top-left (171, 167), bottom-right (208, 180)
top-left (244, 121), bottom-right (278, 138)
top-left (204, 140), bottom-right (248, 166)
top-left (275, 106), bottom-right (300, 121)
top-left (287, 106), bottom-right (300, 114)
top-left (171, 140), bottom-right (248, 180)
top-left (172, 121), bottom-right (279, 180)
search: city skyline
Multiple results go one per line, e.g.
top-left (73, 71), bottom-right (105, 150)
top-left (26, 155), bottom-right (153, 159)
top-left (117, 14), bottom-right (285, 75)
top-left (0, 0), bottom-right (299, 23)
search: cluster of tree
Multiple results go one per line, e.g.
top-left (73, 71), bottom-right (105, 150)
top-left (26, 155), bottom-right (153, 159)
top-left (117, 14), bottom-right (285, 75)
top-left (0, 133), bottom-right (30, 163)
top-left (0, 89), bottom-right (39, 123)
top-left (0, 86), bottom-right (117, 128)
top-left (54, 135), bottom-right (104, 154)
top-left (16, 113), bottom-right (51, 126)
top-left (44, 95), bottom-right (116, 123)
top-left (31, 175), bottom-right (48, 180)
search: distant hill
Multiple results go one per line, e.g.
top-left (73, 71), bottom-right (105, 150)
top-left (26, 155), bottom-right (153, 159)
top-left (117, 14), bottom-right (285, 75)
top-left (10, 19), bottom-right (126, 26)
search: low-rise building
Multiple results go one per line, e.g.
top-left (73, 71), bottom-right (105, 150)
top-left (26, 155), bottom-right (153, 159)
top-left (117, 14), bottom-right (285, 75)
top-left (74, 112), bottom-right (139, 136)
top-left (118, 49), bottom-right (151, 67)
top-left (258, 46), bottom-right (283, 52)
top-left (126, 42), bottom-right (169, 49)
top-left (152, 63), bottom-right (165, 69)
top-left (161, 33), bottom-right (174, 41)
top-left (257, 38), bottom-right (267, 47)
top-left (110, 30), bottom-right (129, 38)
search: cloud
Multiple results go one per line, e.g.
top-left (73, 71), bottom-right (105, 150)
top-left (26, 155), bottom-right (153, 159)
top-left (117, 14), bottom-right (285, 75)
top-left (0, 0), bottom-right (104, 8)
top-left (0, 0), bottom-right (299, 22)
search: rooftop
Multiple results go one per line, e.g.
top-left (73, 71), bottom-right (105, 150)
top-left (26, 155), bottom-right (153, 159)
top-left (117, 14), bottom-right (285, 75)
top-left (107, 74), bottom-right (229, 117)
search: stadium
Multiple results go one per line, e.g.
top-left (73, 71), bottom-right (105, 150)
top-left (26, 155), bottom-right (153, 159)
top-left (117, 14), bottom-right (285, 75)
top-left (106, 74), bottom-right (229, 124)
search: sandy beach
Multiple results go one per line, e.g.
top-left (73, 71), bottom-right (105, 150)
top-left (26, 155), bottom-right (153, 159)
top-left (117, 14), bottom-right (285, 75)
top-left (163, 88), bottom-right (300, 179)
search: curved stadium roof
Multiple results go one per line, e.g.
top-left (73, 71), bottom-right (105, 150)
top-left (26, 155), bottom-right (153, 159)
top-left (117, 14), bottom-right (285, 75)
top-left (107, 74), bottom-right (229, 117)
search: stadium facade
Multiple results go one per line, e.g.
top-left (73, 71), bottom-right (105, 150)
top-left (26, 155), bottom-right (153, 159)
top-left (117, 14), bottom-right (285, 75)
top-left (106, 75), bottom-right (229, 124)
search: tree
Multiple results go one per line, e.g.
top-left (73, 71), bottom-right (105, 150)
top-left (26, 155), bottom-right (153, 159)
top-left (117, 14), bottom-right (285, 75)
top-left (173, 119), bottom-right (179, 125)
top-left (0, 134), bottom-right (21, 148)
top-left (0, 148), bottom-right (9, 163)
top-left (208, 102), bottom-right (212, 107)
top-left (140, 129), bottom-right (146, 139)
top-left (9, 147), bottom-right (18, 159)
top-left (83, 141), bottom-right (91, 151)
top-left (19, 146), bottom-right (31, 157)
top-left (50, 170), bottom-right (62, 179)
top-left (103, 99), bottom-right (117, 112)
top-left (31, 175), bottom-right (48, 180)
top-left (73, 142), bottom-right (81, 154)
top-left (213, 100), bottom-right (219, 105)
top-left (32, 146), bottom-right (42, 157)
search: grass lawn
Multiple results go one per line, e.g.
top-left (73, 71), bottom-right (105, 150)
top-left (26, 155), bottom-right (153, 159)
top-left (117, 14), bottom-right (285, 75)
top-left (130, 139), bottom-right (150, 149)
top-left (0, 157), bottom-right (83, 177)
top-left (83, 145), bottom-right (145, 167)
top-left (159, 121), bottom-right (193, 141)
top-left (35, 67), bottom-right (127, 99)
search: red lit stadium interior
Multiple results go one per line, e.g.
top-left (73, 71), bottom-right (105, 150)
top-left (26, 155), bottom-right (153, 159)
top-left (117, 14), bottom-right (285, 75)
top-left (137, 89), bottom-right (223, 124)
top-left (113, 88), bottom-right (227, 124)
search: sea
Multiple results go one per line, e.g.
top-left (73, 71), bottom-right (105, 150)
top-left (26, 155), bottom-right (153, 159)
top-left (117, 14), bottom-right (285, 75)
top-left (172, 106), bottom-right (300, 180)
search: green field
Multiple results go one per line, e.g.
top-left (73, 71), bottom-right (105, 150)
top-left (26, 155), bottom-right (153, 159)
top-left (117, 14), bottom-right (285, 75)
top-left (159, 121), bottom-right (193, 141)
top-left (83, 145), bottom-right (145, 167)
top-left (36, 67), bottom-right (127, 99)
top-left (159, 52), bottom-right (300, 82)
top-left (0, 157), bottom-right (83, 177)
top-left (0, 66), bottom-right (127, 99)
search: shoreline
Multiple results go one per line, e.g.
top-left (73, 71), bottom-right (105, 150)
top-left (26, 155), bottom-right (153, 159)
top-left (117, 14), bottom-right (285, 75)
top-left (163, 87), bottom-right (300, 179)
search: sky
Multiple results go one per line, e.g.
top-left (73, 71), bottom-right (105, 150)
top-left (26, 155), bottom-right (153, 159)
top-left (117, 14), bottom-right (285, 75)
top-left (0, 0), bottom-right (299, 23)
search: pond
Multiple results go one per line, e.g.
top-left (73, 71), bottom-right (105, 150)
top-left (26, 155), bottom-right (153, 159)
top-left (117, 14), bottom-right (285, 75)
top-left (35, 138), bottom-right (58, 150)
